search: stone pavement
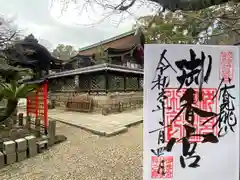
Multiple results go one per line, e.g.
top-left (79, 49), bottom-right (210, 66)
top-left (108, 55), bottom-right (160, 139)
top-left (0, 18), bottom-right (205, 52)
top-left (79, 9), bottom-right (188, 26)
top-left (19, 108), bottom-right (143, 137)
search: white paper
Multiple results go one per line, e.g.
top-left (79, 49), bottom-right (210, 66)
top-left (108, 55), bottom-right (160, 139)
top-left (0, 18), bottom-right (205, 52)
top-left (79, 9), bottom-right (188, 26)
top-left (143, 44), bottom-right (239, 180)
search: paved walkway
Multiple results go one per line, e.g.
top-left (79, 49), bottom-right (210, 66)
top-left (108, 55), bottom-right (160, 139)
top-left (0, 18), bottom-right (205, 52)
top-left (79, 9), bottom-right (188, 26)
top-left (19, 108), bottom-right (143, 136)
top-left (0, 123), bottom-right (143, 180)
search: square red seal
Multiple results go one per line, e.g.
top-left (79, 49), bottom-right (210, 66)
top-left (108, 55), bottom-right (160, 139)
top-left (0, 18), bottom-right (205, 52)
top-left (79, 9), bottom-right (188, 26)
top-left (151, 156), bottom-right (173, 179)
top-left (164, 88), bottom-right (218, 143)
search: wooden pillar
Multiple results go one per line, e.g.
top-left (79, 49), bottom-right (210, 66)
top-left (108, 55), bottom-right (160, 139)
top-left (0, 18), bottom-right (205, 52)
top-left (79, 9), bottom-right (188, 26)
top-left (87, 75), bottom-right (91, 94)
top-left (78, 75), bottom-right (81, 90)
top-left (105, 71), bottom-right (109, 94)
top-left (74, 75), bottom-right (79, 89)
top-left (124, 74), bottom-right (126, 92)
top-left (137, 76), bottom-right (140, 90)
top-left (43, 82), bottom-right (48, 134)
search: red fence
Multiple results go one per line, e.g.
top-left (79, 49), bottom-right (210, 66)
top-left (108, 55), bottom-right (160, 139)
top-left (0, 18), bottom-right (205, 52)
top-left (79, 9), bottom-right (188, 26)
top-left (26, 81), bottom-right (48, 129)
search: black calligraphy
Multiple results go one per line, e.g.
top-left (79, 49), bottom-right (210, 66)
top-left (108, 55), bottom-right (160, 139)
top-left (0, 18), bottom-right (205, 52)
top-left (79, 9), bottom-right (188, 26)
top-left (166, 88), bottom-right (218, 168)
top-left (180, 138), bottom-right (200, 168)
top-left (170, 88), bottom-right (217, 128)
top-left (202, 79), bottom-right (237, 137)
top-left (214, 83), bottom-right (236, 137)
top-left (175, 49), bottom-right (212, 101)
top-left (150, 49), bottom-right (176, 174)
top-left (150, 49), bottom-right (176, 146)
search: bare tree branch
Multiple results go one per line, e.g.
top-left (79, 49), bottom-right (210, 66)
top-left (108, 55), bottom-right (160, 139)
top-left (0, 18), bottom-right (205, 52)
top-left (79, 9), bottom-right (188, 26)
top-left (52, 0), bottom-right (240, 44)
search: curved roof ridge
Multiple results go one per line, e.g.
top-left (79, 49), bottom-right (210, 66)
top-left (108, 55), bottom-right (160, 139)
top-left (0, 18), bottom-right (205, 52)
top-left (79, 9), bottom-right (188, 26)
top-left (78, 30), bottom-right (136, 52)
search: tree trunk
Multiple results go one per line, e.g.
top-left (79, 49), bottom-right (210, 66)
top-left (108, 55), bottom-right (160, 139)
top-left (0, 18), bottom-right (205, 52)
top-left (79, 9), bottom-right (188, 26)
top-left (4, 108), bottom-right (17, 128)
top-left (0, 99), bottom-right (18, 124)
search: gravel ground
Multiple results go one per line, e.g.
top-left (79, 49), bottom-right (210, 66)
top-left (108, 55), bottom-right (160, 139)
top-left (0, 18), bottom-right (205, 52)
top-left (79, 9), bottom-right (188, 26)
top-left (0, 122), bottom-right (143, 180)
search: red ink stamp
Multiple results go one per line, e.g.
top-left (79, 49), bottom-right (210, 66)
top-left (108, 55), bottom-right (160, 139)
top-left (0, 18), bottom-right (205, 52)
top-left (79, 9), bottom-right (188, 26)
top-left (164, 88), bottom-right (218, 143)
top-left (151, 156), bottom-right (173, 179)
top-left (220, 51), bottom-right (233, 82)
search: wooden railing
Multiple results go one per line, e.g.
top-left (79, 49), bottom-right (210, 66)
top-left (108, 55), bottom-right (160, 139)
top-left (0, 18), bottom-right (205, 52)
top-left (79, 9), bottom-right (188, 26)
top-left (65, 94), bottom-right (93, 112)
top-left (65, 100), bottom-right (92, 112)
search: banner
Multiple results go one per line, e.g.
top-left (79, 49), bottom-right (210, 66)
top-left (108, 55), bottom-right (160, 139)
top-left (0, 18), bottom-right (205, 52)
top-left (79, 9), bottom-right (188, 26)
top-left (144, 44), bottom-right (239, 180)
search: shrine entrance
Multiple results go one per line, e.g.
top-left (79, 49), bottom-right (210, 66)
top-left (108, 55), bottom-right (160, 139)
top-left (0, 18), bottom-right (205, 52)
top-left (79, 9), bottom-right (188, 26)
top-left (26, 80), bottom-right (48, 134)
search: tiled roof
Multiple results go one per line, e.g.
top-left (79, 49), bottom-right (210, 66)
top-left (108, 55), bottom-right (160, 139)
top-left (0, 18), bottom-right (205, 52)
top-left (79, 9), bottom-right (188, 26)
top-left (78, 30), bottom-right (136, 52)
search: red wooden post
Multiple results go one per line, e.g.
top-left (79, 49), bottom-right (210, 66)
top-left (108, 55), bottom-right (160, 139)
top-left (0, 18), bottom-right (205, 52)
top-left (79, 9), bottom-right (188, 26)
top-left (43, 81), bottom-right (48, 128)
top-left (35, 90), bottom-right (39, 120)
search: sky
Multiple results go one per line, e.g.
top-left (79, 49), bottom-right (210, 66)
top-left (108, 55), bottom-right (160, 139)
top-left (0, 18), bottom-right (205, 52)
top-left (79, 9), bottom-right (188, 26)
top-left (0, 0), bottom-right (158, 51)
